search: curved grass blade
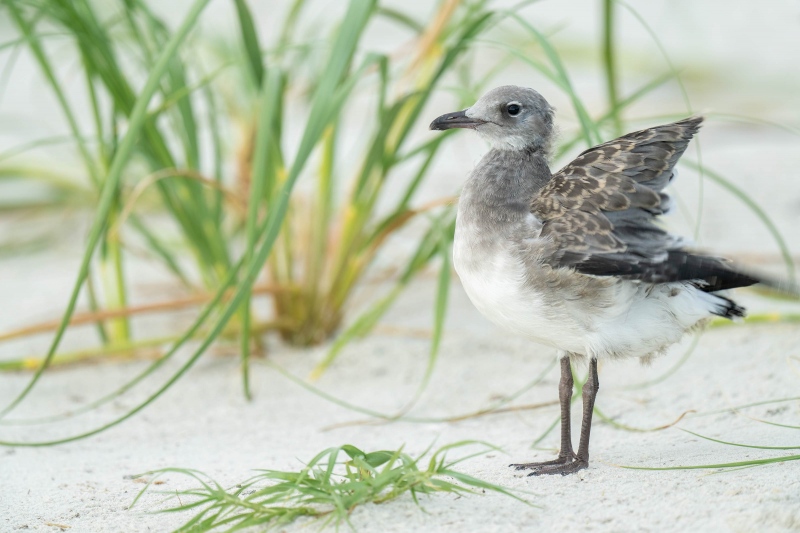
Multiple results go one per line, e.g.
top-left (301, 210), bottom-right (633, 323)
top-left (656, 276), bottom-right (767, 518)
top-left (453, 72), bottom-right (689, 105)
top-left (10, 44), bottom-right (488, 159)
top-left (594, 407), bottom-right (694, 433)
top-left (0, 257), bottom-right (243, 443)
top-left (679, 428), bottom-right (800, 450)
top-left (683, 160), bottom-right (796, 283)
top-left (5, 2), bottom-right (101, 188)
top-left (508, 13), bottom-right (599, 146)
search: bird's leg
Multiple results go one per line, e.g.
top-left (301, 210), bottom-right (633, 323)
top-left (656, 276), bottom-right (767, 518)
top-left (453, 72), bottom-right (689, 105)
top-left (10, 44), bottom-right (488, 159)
top-left (528, 358), bottom-right (599, 476)
top-left (510, 356), bottom-right (575, 471)
top-left (575, 358), bottom-right (599, 465)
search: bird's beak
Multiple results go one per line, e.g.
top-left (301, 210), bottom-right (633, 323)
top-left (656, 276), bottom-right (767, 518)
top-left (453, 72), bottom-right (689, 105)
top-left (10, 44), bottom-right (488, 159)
top-left (429, 109), bottom-right (485, 131)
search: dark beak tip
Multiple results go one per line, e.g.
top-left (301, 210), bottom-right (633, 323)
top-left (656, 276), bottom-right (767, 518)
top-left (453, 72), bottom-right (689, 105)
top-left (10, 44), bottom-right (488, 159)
top-left (429, 109), bottom-right (473, 132)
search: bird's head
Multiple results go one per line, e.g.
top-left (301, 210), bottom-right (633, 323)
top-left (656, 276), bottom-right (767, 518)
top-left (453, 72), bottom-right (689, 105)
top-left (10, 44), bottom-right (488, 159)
top-left (429, 85), bottom-right (554, 152)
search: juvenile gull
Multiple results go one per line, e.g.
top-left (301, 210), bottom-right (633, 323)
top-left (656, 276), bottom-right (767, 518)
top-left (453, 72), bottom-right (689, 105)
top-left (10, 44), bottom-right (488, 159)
top-left (430, 85), bottom-right (765, 476)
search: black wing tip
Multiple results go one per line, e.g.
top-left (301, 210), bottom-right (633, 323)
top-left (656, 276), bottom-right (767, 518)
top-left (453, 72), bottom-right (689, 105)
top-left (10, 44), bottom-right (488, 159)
top-left (568, 251), bottom-right (761, 290)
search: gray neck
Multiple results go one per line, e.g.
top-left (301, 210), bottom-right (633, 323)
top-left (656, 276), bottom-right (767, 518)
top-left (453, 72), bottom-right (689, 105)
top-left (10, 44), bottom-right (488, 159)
top-left (460, 147), bottom-right (552, 225)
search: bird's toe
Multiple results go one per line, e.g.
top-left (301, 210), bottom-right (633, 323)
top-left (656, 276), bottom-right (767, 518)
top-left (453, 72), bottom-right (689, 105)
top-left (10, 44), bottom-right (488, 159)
top-left (527, 458), bottom-right (587, 476)
top-left (510, 454), bottom-right (574, 471)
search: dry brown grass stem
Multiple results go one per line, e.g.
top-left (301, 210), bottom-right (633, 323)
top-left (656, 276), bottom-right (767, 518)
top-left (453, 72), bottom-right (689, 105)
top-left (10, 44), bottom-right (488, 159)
top-left (0, 283), bottom-right (293, 343)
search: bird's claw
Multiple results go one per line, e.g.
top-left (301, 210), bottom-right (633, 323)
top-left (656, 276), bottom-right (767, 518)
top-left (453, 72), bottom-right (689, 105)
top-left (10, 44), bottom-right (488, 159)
top-left (509, 452), bottom-right (576, 471)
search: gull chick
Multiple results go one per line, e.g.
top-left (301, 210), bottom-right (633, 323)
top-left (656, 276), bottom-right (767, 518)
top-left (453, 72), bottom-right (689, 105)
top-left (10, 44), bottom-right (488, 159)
top-left (430, 86), bottom-right (763, 476)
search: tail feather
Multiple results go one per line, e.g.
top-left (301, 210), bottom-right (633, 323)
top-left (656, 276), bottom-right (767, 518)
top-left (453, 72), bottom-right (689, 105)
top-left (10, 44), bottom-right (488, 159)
top-left (710, 294), bottom-right (746, 319)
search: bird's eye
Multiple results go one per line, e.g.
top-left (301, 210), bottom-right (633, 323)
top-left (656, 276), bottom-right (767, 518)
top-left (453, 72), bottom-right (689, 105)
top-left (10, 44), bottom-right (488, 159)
top-left (506, 103), bottom-right (522, 116)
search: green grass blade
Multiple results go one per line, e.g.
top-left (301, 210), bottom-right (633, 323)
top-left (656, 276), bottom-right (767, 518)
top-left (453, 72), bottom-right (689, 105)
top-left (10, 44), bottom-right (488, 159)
top-left (0, 0), bottom-right (213, 420)
top-left (6, 2), bottom-right (100, 188)
top-left (679, 429), bottom-right (800, 450)
top-left (0, 263), bottom-right (247, 445)
top-left (232, 0), bottom-right (264, 87)
top-left (400, 219), bottom-right (452, 409)
top-left (682, 160), bottom-right (796, 283)
top-left (376, 6), bottom-right (424, 33)
top-left (240, 69), bottom-right (284, 399)
top-left (601, 0), bottom-right (622, 136)
top-left (509, 13), bottom-right (599, 146)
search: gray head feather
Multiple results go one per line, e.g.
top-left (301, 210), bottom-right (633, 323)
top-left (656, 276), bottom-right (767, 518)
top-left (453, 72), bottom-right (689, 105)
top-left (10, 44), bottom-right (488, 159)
top-left (465, 85), bottom-right (555, 152)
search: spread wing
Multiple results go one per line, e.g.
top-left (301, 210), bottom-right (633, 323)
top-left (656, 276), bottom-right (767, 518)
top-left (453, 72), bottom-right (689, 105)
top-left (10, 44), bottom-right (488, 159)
top-left (531, 117), bottom-right (756, 291)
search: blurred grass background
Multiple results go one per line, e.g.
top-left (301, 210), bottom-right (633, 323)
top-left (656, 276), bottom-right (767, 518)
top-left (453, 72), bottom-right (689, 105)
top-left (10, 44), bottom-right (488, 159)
top-left (0, 0), bottom-right (798, 447)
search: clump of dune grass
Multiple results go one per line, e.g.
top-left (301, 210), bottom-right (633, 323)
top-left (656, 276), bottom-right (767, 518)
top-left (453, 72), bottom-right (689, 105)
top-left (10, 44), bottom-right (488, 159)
top-left (0, 0), bottom-right (494, 440)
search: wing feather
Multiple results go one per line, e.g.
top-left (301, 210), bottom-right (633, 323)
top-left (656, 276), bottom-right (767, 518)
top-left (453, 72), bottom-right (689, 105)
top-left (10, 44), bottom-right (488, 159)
top-left (531, 116), bottom-right (757, 290)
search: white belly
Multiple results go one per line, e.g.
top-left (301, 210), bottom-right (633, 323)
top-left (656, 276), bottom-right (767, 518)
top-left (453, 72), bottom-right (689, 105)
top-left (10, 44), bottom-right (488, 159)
top-left (453, 230), bottom-right (586, 353)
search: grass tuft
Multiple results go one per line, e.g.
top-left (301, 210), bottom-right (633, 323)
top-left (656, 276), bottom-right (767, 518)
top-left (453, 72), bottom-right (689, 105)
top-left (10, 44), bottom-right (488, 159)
top-left (131, 441), bottom-right (531, 532)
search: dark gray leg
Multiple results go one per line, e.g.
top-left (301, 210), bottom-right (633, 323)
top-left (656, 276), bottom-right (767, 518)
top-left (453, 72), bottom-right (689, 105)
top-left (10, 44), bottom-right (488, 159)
top-left (576, 358), bottom-right (599, 464)
top-left (510, 356), bottom-right (575, 471)
top-left (528, 358), bottom-right (599, 476)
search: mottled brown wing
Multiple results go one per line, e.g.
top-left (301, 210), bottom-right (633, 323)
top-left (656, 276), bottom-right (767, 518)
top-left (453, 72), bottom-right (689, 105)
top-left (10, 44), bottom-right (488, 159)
top-left (532, 117), bottom-right (718, 282)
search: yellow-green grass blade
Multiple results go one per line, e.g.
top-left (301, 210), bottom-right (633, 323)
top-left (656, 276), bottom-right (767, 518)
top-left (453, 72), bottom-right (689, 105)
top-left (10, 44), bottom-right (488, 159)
top-left (376, 6), bottom-right (424, 33)
top-left (601, 0), bottom-right (622, 136)
top-left (240, 69), bottom-right (285, 399)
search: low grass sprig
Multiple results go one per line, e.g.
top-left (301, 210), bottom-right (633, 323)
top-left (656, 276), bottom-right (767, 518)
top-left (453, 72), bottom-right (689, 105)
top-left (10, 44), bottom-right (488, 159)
top-left (131, 441), bottom-right (532, 532)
